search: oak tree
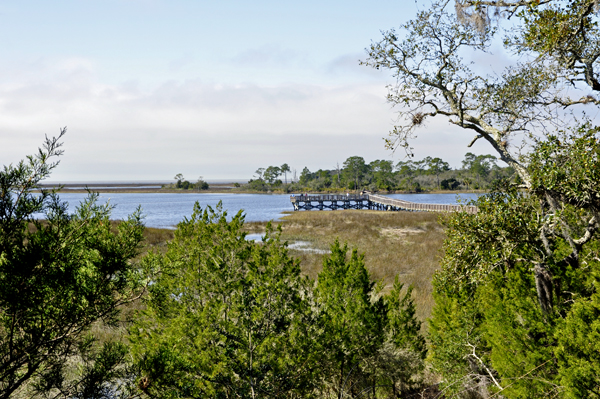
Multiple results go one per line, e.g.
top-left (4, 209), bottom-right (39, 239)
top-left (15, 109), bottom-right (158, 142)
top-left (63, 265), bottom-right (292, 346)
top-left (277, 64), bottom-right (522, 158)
top-left (365, 1), bottom-right (600, 396)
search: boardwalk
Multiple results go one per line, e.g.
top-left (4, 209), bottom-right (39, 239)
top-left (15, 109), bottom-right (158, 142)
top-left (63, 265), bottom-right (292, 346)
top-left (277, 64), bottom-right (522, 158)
top-left (290, 193), bottom-right (477, 214)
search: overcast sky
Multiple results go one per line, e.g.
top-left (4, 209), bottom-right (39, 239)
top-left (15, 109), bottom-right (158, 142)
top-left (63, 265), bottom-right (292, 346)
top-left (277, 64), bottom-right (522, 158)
top-left (1, 0), bottom-right (501, 182)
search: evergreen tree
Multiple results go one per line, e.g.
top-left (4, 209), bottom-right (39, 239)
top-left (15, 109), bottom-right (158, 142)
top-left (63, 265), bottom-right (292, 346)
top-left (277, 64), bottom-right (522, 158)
top-left (377, 278), bottom-right (427, 397)
top-left (369, 160), bottom-right (395, 191)
top-left (315, 241), bottom-right (425, 398)
top-left (0, 130), bottom-right (146, 399)
top-left (314, 241), bottom-right (386, 398)
top-left (299, 167), bottom-right (312, 186)
top-left (342, 156), bottom-right (367, 190)
top-left (430, 127), bottom-right (600, 397)
top-left (281, 163), bottom-right (291, 184)
top-left (130, 203), bottom-right (318, 398)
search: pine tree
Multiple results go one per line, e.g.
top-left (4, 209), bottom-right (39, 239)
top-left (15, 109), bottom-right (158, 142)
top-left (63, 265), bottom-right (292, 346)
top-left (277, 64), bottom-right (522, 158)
top-left (315, 241), bottom-right (426, 398)
top-left (130, 203), bottom-right (318, 398)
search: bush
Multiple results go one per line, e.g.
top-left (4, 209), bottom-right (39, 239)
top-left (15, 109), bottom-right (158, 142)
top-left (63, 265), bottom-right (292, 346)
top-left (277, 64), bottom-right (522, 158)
top-left (440, 178), bottom-right (460, 190)
top-left (0, 131), bottom-right (146, 398)
top-left (196, 180), bottom-right (209, 190)
top-left (130, 204), bottom-right (318, 397)
top-left (246, 179), bottom-right (268, 191)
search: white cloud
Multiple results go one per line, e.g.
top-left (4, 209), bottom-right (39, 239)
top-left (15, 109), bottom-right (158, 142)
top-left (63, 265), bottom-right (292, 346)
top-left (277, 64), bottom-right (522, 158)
top-left (0, 59), bottom-right (396, 179)
top-left (0, 56), bottom-right (506, 181)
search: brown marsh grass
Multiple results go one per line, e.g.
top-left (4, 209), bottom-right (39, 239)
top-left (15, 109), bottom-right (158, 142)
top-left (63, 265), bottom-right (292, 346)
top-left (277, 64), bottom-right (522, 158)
top-left (141, 226), bottom-right (174, 252)
top-left (244, 210), bottom-right (446, 321)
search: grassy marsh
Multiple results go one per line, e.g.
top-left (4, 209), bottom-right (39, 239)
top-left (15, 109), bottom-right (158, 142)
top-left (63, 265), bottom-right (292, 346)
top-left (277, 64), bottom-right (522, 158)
top-left (244, 209), bottom-right (446, 321)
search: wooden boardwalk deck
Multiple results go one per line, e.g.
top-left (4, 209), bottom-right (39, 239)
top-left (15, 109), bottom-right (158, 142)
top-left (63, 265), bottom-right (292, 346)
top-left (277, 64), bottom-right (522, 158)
top-left (290, 193), bottom-right (477, 214)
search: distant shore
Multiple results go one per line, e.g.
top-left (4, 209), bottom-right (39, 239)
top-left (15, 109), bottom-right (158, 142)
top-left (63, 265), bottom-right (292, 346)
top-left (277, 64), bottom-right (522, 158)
top-left (37, 182), bottom-right (239, 194)
top-left (37, 183), bottom-right (486, 196)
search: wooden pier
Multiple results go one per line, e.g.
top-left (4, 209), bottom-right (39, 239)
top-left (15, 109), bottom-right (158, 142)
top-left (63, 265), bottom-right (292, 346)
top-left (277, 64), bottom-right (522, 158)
top-left (289, 193), bottom-right (477, 214)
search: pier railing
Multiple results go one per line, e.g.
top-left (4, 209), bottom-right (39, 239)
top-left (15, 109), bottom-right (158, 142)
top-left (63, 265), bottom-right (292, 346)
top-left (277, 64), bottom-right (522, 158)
top-left (290, 193), bottom-right (477, 214)
top-left (368, 194), bottom-right (477, 214)
top-left (291, 194), bottom-right (369, 202)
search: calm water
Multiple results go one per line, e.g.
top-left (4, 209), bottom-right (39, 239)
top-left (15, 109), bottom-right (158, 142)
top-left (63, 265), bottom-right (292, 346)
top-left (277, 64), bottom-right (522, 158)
top-left (48, 192), bottom-right (482, 229)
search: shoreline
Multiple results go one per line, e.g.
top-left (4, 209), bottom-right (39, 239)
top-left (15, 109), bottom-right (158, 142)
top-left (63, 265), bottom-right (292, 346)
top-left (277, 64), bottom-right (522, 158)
top-left (37, 183), bottom-right (239, 194)
top-left (37, 183), bottom-right (486, 196)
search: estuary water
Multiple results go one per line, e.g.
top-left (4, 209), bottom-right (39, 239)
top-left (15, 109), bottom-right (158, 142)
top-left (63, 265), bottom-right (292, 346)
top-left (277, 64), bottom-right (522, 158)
top-left (49, 192), bottom-right (481, 229)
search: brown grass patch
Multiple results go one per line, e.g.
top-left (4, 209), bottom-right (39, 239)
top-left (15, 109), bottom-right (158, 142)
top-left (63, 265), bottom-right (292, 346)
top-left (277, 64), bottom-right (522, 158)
top-left (142, 226), bottom-right (174, 250)
top-left (243, 210), bottom-right (446, 321)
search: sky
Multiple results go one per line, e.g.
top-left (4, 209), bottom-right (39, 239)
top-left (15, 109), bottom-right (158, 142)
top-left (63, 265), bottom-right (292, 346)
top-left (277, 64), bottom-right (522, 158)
top-left (0, 0), bottom-right (502, 182)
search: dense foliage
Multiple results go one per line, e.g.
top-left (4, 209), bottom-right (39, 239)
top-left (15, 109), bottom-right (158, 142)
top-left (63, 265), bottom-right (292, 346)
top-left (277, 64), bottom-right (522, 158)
top-left (248, 153), bottom-right (514, 193)
top-left (430, 129), bottom-right (600, 396)
top-left (314, 241), bottom-right (426, 398)
top-left (130, 205), bottom-right (318, 398)
top-left (0, 130), bottom-right (147, 399)
top-left (130, 205), bottom-right (427, 399)
top-left (363, 0), bottom-right (600, 396)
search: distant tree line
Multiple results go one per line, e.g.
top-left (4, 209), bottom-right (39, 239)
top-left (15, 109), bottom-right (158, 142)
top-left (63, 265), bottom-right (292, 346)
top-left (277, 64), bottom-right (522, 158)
top-left (163, 173), bottom-right (209, 190)
top-left (247, 153), bottom-right (515, 192)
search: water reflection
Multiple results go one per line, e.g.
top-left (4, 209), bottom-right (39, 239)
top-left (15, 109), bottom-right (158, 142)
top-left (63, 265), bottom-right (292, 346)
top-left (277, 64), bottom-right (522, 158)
top-left (287, 241), bottom-right (331, 254)
top-left (245, 233), bottom-right (265, 241)
top-left (245, 234), bottom-right (330, 254)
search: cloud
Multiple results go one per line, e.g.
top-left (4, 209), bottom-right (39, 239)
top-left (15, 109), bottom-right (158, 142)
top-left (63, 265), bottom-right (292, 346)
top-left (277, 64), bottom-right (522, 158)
top-left (0, 62), bottom-right (394, 136)
top-left (0, 56), bottom-right (501, 181)
top-left (0, 58), bottom-right (398, 179)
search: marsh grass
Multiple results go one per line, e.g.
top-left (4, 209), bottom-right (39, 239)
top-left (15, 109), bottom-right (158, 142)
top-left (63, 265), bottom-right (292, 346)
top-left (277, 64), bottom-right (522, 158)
top-left (122, 209), bottom-right (445, 321)
top-left (141, 226), bottom-right (174, 250)
top-left (85, 214), bottom-right (445, 321)
top-left (243, 210), bottom-right (446, 321)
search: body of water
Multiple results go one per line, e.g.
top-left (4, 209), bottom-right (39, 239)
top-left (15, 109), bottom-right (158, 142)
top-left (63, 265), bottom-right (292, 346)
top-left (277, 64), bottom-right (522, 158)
top-left (46, 192), bottom-right (482, 229)
top-left (61, 186), bottom-right (163, 190)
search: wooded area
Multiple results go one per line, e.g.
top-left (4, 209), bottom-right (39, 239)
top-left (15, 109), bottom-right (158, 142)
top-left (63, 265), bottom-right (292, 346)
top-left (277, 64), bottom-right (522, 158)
top-left (248, 152), bottom-right (515, 193)
top-left (0, 135), bottom-right (427, 398)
